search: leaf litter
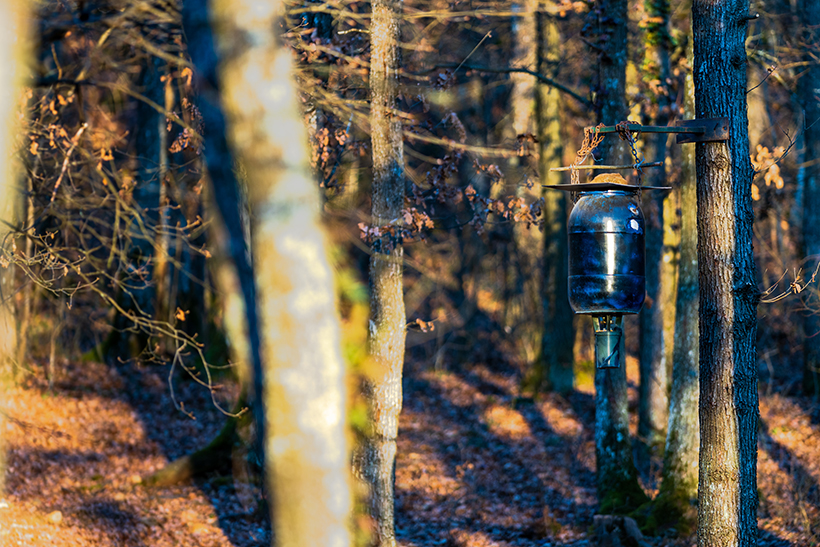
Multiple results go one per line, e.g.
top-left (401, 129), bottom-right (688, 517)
top-left (1, 353), bottom-right (818, 546)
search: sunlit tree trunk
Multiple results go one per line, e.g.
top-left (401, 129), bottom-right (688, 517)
top-left (661, 189), bottom-right (678, 400)
top-left (182, 2), bottom-right (353, 546)
top-left (0, 0), bottom-right (30, 497)
top-left (638, 0), bottom-right (672, 458)
top-left (509, 0), bottom-right (542, 366)
top-left (692, 1), bottom-right (759, 545)
top-left (800, 0), bottom-right (820, 400)
top-left (654, 37), bottom-right (699, 531)
top-left (536, 13), bottom-right (573, 393)
top-left (592, 0), bottom-right (646, 513)
top-left (359, 0), bottom-right (406, 543)
top-left (510, 0), bottom-right (535, 141)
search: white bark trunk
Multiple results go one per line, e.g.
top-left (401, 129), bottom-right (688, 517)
top-left (189, 2), bottom-right (354, 546)
top-left (0, 0), bottom-right (30, 497)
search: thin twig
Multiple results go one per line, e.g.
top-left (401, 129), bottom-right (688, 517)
top-left (760, 263), bottom-right (820, 304)
top-left (747, 64), bottom-right (777, 95)
top-left (451, 32), bottom-right (492, 79)
top-left (423, 62), bottom-right (591, 107)
top-left (0, 409), bottom-right (72, 439)
top-left (49, 123), bottom-right (87, 204)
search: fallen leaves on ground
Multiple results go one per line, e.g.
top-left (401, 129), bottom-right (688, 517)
top-left (1, 355), bottom-right (818, 546)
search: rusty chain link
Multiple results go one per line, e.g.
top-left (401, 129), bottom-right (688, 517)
top-left (615, 121), bottom-right (644, 186)
top-left (569, 124), bottom-right (605, 201)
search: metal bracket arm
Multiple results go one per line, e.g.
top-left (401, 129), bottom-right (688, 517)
top-left (583, 117), bottom-right (730, 143)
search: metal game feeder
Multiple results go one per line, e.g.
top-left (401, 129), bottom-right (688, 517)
top-left (545, 119), bottom-right (730, 369)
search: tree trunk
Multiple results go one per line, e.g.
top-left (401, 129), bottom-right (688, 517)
top-left (183, 3), bottom-right (354, 546)
top-left (181, 0), bottom-right (267, 495)
top-left (593, 0), bottom-right (647, 514)
top-left (359, 0), bottom-right (407, 543)
top-left (638, 0), bottom-right (673, 457)
top-left (692, 2), bottom-right (759, 545)
top-left (0, 0), bottom-right (29, 495)
top-left (104, 56), bottom-right (166, 362)
top-left (653, 37), bottom-right (699, 532)
top-left (131, 56), bottom-right (166, 344)
top-left (15, 175), bottom-right (33, 373)
top-left (536, 13), bottom-right (573, 393)
top-left (510, 0), bottom-right (536, 142)
top-left (661, 188), bottom-right (679, 402)
top-left (800, 0), bottom-right (820, 400)
top-left (509, 0), bottom-right (542, 367)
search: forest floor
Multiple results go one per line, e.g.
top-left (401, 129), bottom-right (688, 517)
top-left (1, 350), bottom-right (819, 546)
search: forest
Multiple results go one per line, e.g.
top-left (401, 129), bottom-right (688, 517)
top-left (0, 0), bottom-right (818, 546)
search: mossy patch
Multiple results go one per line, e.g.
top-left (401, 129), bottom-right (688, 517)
top-left (598, 478), bottom-right (650, 516)
top-left (640, 489), bottom-right (697, 537)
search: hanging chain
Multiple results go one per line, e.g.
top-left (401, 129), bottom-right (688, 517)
top-left (569, 124), bottom-right (606, 201)
top-left (615, 121), bottom-right (644, 186)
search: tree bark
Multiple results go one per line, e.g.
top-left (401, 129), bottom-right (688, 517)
top-left (104, 55), bottom-right (166, 362)
top-left (800, 0), bottom-right (820, 400)
top-left (180, 0), bottom-right (267, 491)
top-left (692, 2), bottom-right (759, 545)
top-left (509, 0), bottom-right (542, 367)
top-left (183, 2), bottom-right (354, 546)
top-left (0, 0), bottom-right (29, 495)
top-left (359, 0), bottom-right (407, 543)
top-left (653, 36), bottom-right (699, 532)
top-left (537, 12), bottom-right (574, 393)
top-left (130, 56), bottom-right (166, 347)
top-left (638, 0), bottom-right (672, 456)
top-left (592, 0), bottom-right (646, 514)
top-left (510, 1), bottom-right (536, 141)
top-left (661, 189), bottom-right (679, 406)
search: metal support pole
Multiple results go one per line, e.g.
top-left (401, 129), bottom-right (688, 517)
top-left (594, 315), bottom-right (624, 369)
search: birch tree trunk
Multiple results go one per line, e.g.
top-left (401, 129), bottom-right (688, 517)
top-left (0, 0), bottom-right (29, 496)
top-left (182, 2), bottom-right (353, 546)
top-left (692, 2), bottom-right (759, 545)
top-left (536, 13), bottom-right (574, 393)
top-left (799, 0), bottom-right (820, 400)
top-left (360, 0), bottom-right (407, 544)
top-left (653, 37), bottom-right (699, 531)
top-left (638, 0), bottom-right (672, 456)
top-left (593, 0), bottom-right (647, 513)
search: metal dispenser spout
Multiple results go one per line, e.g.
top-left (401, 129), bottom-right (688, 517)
top-left (594, 315), bottom-right (624, 369)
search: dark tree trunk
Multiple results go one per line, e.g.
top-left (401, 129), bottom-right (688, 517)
top-left (536, 11), bottom-right (574, 393)
top-left (132, 57), bottom-right (165, 319)
top-left (592, 0), bottom-right (647, 514)
top-left (107, 56), bottom-right (166, 361)
top-left (359, 0), bottom-right (407, 544)
top-left (653, 37), bottom-right (699, 531)
top-left (692, 1), bottom-right (759, 545)
top-left (800, 0), bottom-right (820, 400)
top-left (180, 0), bottom-right (267, 509)
top-left (638, 0), bottom-right (672, 456)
